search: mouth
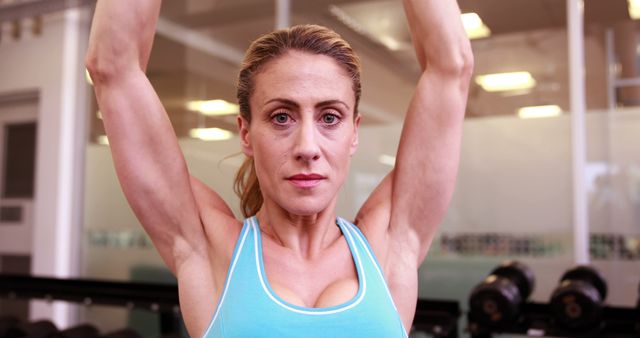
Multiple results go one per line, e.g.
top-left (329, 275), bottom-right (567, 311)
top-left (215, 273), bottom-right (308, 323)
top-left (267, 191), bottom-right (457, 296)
top-left (286, 173), bottom-right (326, 188)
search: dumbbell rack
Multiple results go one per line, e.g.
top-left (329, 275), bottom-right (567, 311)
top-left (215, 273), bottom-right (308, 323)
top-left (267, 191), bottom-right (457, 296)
top-left (468, 301), bottom-right (640, 338)
top-left (6, 274), bottom-right (635, 337)
top-left (0, 274), bottom-right (181, 335)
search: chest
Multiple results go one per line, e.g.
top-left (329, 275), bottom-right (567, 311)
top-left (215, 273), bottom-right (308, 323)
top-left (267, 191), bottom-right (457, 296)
top-left (203, 220), bottom-right (407, 338)
top-left (261, 235), bottom-right (359, 308)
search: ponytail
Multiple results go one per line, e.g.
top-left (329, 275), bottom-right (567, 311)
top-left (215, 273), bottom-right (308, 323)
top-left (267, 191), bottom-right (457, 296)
top-left (233, 156), bottom-right (263, 217)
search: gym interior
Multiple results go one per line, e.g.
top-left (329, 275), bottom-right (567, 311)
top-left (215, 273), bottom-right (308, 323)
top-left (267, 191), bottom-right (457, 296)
top-left (0, 0), bottom-right (639, 337)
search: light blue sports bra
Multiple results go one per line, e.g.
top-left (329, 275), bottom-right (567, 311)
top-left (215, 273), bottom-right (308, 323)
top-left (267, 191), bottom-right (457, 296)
top-left (202, 216), bottom-right (408, 337)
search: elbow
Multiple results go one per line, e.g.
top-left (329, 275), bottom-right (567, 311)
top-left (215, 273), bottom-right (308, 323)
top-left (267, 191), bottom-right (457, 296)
top-left (455, 49), bottom-right (475, 95)
top-left (428, 41), bottom-right (475, 81)
top-left (438, 45), bottom-right (475, 102)
top-left (458, 45), bottom-right (474, 81)
top-left (85, 45), bottom-right (138, 85)
top-left (85, 51), bottom-right (100, 83)
top-left (85, 50), bottom-right (114, 86)
top-left (448, 52), bottom-right (474, 81)
top-left (461, 46), bottom-right (475, 81)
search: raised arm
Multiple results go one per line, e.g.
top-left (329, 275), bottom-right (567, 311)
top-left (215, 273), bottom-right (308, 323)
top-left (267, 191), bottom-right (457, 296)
top-left (357, 0), bottom-right (473, 266)
top-left (85, 0), bottom-right (235, 273)
top-left (393, 0), bottom-right (473, 262)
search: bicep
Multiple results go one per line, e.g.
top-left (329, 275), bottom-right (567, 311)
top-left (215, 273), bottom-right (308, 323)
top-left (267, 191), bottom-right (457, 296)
top-left (389, 72), bottom-right (467, 264)
top-left (94, 71), bottom-right (208, 271)
top-left (357, 73), bottom-right (467, 268)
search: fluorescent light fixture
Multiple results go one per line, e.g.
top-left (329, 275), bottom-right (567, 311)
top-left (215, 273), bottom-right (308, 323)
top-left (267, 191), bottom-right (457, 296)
top-left (629, 0), bottom-right (640, 19)
top-left (378, 35), bottom-right (402, 51)
top-left (517, 105), bottom-right (562, 119)
top-left (475, 71), bottom-right (536, 92)
top-left (378, 154), bottom-right (396, 167)
top-left (189, 127), bottom-right (233, 141)
top-left (461, 13), bottom-right (491, 39)
top-left (97, 135), bottom-right (109, 145)
top-left (328, 5), bottom-right (410, 52)
top-left (328, 5), bottom-right (367, 35)
top-left (186, 99), bottom-right (239, 116)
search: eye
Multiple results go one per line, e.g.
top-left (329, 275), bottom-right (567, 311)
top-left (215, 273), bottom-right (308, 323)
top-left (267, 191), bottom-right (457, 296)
top-left (272, 112), bottom-right (291, 125)
top-left (321, 113), bottom-right (340, 125)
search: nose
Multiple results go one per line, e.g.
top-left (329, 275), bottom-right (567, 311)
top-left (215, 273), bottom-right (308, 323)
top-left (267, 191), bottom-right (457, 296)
top-left (293, 119), bottom-right (321, 162)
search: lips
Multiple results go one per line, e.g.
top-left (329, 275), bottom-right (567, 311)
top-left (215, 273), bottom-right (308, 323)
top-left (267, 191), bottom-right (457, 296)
top-left (287, 173), bottom-right (326, 188)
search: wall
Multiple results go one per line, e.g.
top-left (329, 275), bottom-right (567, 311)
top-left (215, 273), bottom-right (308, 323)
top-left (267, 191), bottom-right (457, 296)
top-left (0, 8), bottom-right (91, 327)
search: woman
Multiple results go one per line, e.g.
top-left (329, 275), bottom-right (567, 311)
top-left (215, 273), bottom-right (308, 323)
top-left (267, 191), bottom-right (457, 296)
top-left (86, 0), bottom-right (473, 337)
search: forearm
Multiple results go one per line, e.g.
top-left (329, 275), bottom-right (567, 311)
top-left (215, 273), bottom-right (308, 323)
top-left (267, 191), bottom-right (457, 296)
top-left (86, 0), bottom-right (161, 81)
top-left (402, 0), bottom-right (473, 74)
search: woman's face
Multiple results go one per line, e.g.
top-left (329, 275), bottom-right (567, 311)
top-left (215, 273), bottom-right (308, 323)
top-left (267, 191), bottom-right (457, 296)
top-left (239, 50), bottom-right (360, 216)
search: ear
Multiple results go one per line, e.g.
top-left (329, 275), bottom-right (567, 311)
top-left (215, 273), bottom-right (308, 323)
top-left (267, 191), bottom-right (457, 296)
top-left (350, 114), bottom-right (361, 156)
top-left (237, 115), bottom-right (253, 156)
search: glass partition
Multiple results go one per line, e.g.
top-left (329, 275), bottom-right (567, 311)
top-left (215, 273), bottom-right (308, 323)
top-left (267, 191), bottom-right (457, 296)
top-left (583, 0), bottom-right (640, 309)
top-left (80, 0), bottom-right (633, 336)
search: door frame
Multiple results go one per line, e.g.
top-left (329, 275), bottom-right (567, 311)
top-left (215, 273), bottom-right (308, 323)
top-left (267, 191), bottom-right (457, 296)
top-left (0, 91), bottom-right (38, 256)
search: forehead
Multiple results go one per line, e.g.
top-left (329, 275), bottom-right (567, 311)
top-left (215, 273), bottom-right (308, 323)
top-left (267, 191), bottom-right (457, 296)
top-left (251, 51), bottom-right (354, 108)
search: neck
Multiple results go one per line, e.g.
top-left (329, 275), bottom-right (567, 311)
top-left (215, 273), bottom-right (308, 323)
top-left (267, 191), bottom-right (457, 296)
top-left (256, 199), bottom-right (340, 259)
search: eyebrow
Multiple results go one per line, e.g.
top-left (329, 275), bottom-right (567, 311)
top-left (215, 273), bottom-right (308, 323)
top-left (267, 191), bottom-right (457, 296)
top-left (264, 98), bottom-right (350, 110)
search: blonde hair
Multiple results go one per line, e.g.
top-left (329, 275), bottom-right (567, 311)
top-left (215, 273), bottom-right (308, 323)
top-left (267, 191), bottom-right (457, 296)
top-left (233, 24), bottom-right (362, 217)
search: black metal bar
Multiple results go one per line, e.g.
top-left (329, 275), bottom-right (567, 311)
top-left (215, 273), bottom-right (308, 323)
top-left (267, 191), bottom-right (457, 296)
top-left (0, 274), bottom-right (179, 312)
top-left (3, 275), bottom-right (637, 337)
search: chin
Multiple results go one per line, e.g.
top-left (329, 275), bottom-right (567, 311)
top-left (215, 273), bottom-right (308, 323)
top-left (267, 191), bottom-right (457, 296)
top-left (280, 194), bottom-right (333, 216)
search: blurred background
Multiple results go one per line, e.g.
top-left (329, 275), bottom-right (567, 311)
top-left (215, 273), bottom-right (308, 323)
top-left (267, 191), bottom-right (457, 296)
top-left (0, 0), bottom-right (639, 337)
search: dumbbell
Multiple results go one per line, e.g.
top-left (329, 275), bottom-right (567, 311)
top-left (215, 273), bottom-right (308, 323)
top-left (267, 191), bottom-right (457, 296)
top-left (0, 316), bottom-right (26, 338)
top-left (469, 261), bottom-right (535, 329)
top-left (549, 265), bottom-right (607, 331)
top-left (57, 323), bottom-right (100, 338)
top-left (22, 320), bottom-right (59, 338)
top-left (101, 328), bottom-right (142, 338)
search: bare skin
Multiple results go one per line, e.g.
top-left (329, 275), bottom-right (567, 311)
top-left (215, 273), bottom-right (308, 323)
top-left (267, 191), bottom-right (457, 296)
top-left (239, 50), bottom-right (361, 310)
top-left (86, 0), bottom-right (472, 336)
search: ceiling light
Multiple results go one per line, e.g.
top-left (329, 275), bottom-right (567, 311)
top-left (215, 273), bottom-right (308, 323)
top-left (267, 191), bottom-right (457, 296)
top-left (329, 5), bottom-right (410, 52)
top-left (629, 0), bottom-right (640, 19)
top-left (475, 71), bottom-right (536, 92)
top-left (186, 99), bottom-right (238, 116)
top-left (461, 13), bottom-right (491, 39)
top-left (328, 5), bottom-right (367, 35)
top-left (378, 35), bottom-right (402, 51)
top-left (189, 128), bottom-right (233, 141)
top-left (517, 105), bottom-right (562, 119)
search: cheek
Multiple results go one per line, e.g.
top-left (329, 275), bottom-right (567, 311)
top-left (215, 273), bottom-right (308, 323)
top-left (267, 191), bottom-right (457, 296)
top-left (327, 135), bottom-right (354, 170)
top-left (253, 132), bottom-right (289, 175)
